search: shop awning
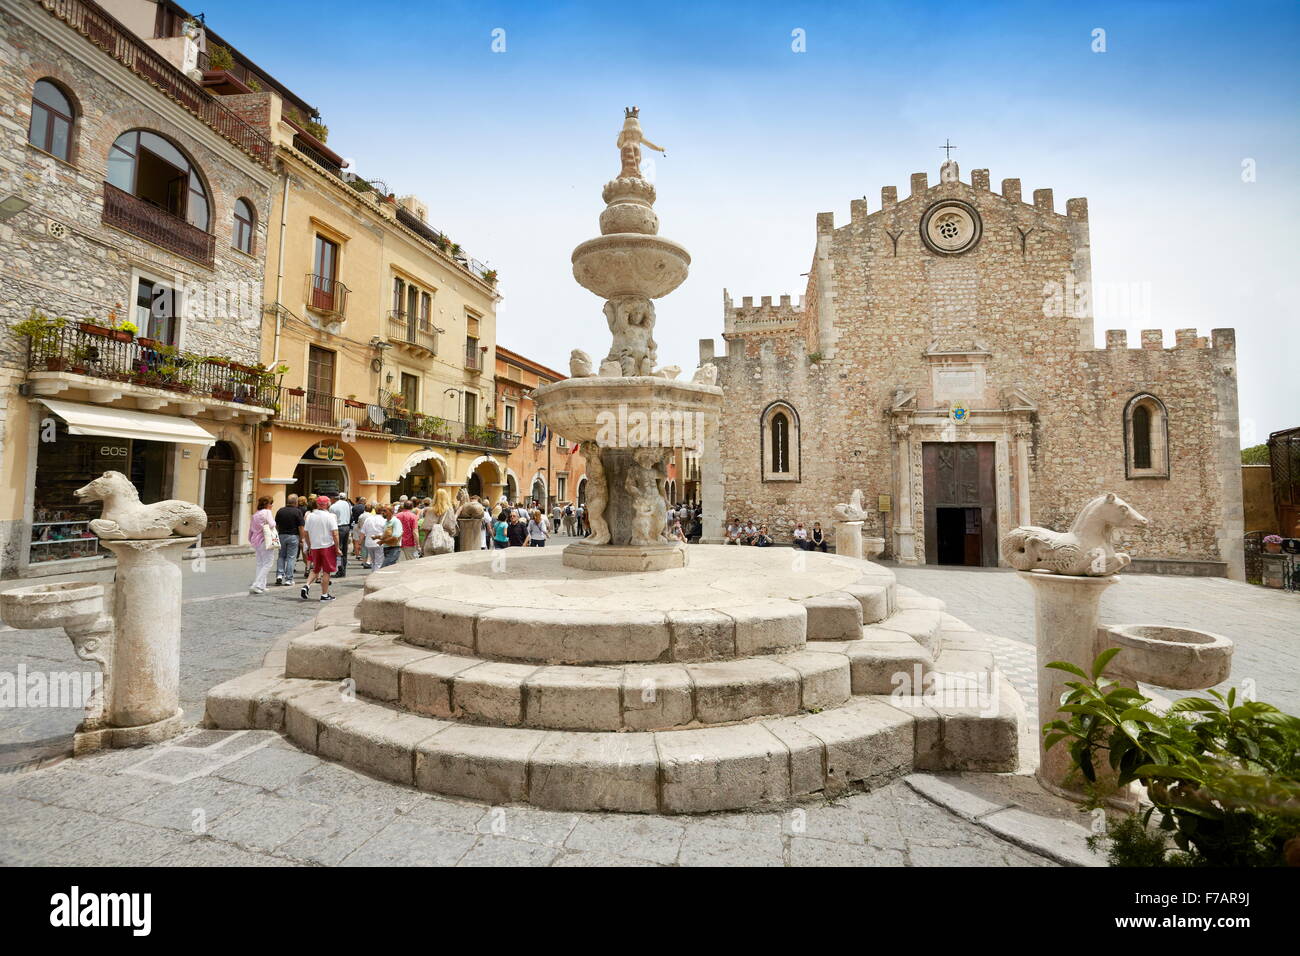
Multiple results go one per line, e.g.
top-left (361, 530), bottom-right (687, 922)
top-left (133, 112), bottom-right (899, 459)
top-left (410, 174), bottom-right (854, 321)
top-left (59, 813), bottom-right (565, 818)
top-left (38, 398), bottom-right (217, 446)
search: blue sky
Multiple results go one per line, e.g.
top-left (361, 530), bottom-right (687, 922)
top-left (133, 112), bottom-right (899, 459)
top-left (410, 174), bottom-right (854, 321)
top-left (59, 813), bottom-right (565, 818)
top-left (212, 0), bottom-right (1300, 444)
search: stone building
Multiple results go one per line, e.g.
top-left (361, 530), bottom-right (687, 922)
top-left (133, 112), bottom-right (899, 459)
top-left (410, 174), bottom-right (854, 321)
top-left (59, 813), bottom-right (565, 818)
top-left (495, 346), bottom-right (587, 507)
top-left (0, 0), bottom-right (278, 577)
top-left (703, 159), bottom-right (1244, 578)
top-left (90, 0), bottom-right (513, 508)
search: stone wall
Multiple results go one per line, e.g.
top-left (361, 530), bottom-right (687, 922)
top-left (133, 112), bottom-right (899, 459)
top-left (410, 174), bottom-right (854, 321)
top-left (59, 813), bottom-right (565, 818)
top-left (706, 162), bottom-right (1243, 576)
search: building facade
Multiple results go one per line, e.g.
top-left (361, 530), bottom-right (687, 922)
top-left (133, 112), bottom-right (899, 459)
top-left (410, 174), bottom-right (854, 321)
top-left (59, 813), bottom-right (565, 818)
top-left (0, 0), bottom-right (278, 577)
top-left (704, 159), bottom-right (1244, 578)
top-left (495, 346), bottom-right (586, 507)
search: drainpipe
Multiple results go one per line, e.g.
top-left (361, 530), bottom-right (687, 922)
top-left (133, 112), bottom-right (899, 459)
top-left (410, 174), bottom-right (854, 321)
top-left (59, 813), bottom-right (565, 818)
top-left (272, 167), bottom-right (290, 364)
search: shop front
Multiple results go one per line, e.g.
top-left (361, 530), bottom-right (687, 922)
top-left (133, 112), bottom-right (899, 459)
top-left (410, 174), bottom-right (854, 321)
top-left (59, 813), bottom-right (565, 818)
top-left (24, 398), bottom-right (217, 570)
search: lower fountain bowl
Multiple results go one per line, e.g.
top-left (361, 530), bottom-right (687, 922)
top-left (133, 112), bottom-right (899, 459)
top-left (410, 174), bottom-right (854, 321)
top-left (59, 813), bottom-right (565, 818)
top-left (1099, 623), bottom-right (1233, 690)
top-left (0, 582), bottom-right (104, 631)
top-left (563, 540), bottom-right (687, 572)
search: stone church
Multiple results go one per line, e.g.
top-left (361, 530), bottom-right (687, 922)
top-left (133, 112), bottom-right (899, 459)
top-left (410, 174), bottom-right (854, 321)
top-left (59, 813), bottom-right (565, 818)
top-left (700, 159), bottom-right (1244, 578)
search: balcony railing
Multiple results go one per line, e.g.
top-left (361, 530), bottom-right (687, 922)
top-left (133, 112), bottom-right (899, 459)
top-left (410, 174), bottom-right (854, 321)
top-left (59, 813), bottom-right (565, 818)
top-left (464, 344), bottom-right (483, 372)
top-left (25, 323), bottom-right (277, 407)
top-left (305, 273), bottom-right (349, 318)
top-left (35, 0), bottom-right (272, 167)
top-left (275, 387), bottom-right (519, 449)
top-left (102, 182), bottom-right (216, 266)
top-left (387, 311), bottom-right (438, 354)
top-left (292, 133), bottom-right (342, 178)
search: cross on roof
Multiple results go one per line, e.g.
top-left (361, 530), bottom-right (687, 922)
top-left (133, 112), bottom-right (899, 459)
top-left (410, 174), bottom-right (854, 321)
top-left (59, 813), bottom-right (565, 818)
top-left (939, 139), bottom-right (957, 160)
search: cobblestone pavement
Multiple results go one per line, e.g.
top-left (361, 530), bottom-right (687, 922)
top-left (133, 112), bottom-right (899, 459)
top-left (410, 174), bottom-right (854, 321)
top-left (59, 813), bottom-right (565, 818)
top-left (2, 552), bottom-right (1293, 866)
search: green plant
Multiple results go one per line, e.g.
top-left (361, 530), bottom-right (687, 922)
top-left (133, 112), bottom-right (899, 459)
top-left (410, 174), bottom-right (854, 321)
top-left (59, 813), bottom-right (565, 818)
top-left (1045, 649), bottom-right (1300, 866)
top-left (807, 351), bottom-right (823, 364)
top-left (304, 119), bottom-right (328, 143)
top-left (481, 269), bottom-right (498, 285)
top-left (207, 43), bottom-right (235, 71)
top-left (12, 308), bottom-right (66, 348)
top-left (246, 76), bottom-right (261, 92)
top-left (1241, 444), bottom-right (1269, 465)
top-left (114, 319), bottom-right (138, 335)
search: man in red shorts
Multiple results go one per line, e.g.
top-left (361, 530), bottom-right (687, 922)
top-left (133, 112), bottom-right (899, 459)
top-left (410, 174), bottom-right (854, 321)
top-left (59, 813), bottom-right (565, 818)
top-left (300, 494), bottom-right (340, 601)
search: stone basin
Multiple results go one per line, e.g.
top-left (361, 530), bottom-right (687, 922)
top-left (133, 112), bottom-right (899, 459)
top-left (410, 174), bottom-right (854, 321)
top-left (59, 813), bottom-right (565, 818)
top-left (571, 233), bottom-right (691, 299)
top-left (0, 581), bottom-right (105, 632)
top-left (1099, 623), bottom-right (1233, 690)
top-left (532, 374), bottom-right (723, 445)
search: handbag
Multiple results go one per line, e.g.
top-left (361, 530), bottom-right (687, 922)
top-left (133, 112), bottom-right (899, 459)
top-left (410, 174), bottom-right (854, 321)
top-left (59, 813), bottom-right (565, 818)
top-left (262, 515), bottom-right (280, 551)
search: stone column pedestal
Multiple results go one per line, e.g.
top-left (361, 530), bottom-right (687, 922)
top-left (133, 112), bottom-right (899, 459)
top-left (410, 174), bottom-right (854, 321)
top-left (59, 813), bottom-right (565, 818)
top-left (834, 520), bottom-right (863, 559)
top-left (89, 537), bottom-right (195, 750)
top-left (456, 518), bottom-right (482, 552)
top-left (1017, 570), bottom-right (1131, 804)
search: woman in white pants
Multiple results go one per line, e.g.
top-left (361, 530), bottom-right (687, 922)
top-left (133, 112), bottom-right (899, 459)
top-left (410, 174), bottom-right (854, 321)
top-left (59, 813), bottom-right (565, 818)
top-left (248, 497), bottom-right (278, 594)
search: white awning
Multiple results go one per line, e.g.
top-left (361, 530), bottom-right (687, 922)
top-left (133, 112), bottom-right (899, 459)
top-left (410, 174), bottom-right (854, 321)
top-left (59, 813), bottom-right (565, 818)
top-left (38, 398), bottom-right (216, 446)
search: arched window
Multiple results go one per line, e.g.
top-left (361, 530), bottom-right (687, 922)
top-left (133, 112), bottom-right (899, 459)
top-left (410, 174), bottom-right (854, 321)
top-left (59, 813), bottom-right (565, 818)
top-left (761, 401), bottom-right (800, 481)
top-left (771, 412), bottom-right (790, 473)
top-left (232, 198), bottom-right (255, 254)
top-left (29, 79), bottom-right (73, 161)
top-left (1124, 393), bottom-right (1169, 479)
top-left (107, 130), bottom-right (209, 230)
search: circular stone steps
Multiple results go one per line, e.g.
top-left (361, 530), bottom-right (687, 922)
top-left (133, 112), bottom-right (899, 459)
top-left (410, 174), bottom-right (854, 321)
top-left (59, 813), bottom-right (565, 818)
top-left (204, 546), bottom-right (1023, 813)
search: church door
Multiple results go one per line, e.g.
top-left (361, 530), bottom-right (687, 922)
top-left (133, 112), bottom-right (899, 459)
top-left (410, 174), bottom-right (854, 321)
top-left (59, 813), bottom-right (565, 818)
top-left (922, 442), bottom-right (997, 567)
top-left (202, 441), bottom-right (237, 547)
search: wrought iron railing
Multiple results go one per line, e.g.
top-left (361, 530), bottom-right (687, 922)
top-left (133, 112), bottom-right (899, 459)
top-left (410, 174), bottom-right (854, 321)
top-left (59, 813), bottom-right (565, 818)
top-left (102, 182), bottom-right (216, 265)
top-left (393, 206), bottom-right (496, 285)
top-left (285, 389), bottom-right (519, 449)
top-left (35, 0), bottom-right (272, 167)
top-left (305, 273), bottom-right (349, 318)
top-left (25, 323), bottom-right (276, 406)
top-left (387, 311), bottom-right (438, 353)
top-left (292, 133), bottom-right (342, 177)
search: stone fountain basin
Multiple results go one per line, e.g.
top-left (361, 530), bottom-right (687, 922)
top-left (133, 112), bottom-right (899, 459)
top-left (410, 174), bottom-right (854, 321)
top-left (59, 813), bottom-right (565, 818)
top-left (1099, 624), bottom-right (1233, 690)
top-left (0, 581), bottom-right (105, 631)
top-left (533, 375), bottom-right (722, 445)
top-left (571, 234), bottom-right (691, 299)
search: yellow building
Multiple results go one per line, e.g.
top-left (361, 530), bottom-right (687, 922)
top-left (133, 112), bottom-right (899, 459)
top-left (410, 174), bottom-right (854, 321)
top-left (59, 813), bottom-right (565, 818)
top-left (495, 347), bottom-right (587, 507)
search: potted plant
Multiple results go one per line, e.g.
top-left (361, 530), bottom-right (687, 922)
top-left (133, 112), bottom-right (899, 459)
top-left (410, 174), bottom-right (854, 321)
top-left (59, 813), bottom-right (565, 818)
top-left (14, 309), bottom-right (67, 355)
top-left (481, 269), bottom-right (498, 285)
top-left (111, 319), bottom-right (138, 343)
top-left (1263, 534), bottom-right (1284, 555)
top-left (287, 385), bottom-right (305, 396)
top-left (69, 343), bottom-right (93, 374)
top-left (344, 394), bottom-right (366, 409)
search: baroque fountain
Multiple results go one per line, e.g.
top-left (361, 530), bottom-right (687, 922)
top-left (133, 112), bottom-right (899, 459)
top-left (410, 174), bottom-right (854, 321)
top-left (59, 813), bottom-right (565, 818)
top-left (204, 111), bottom-right (1028, 813)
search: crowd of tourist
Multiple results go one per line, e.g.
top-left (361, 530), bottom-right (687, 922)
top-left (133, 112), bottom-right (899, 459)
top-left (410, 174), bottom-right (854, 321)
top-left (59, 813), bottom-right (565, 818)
top-left (248, 492), bottom-right (706, 600)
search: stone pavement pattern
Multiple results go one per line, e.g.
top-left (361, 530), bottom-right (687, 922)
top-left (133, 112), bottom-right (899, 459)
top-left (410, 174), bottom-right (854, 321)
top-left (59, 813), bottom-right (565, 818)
top-left (0, 727), bottom-right (1055, 867)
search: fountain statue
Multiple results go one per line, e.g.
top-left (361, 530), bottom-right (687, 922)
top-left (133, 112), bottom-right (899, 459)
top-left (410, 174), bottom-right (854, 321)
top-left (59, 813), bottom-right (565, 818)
top-left (533, 108), bottom-right (722, 571)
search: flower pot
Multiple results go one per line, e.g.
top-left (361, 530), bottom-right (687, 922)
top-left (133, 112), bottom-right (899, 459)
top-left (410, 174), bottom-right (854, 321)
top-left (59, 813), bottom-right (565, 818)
top-left (1264, 542), bottom-right (1282, 554)
top-left (45, 356), bottom-right (69, 371)
top-left (137, 337), bottom-right (159, 349)
top-left (78, 322), bottom-right (112, 338)
top-left (69, 365), bottom-right (87, 375)
top-left (288, 387), bottom-right (305, 396)
top-left (110, 330), bottom-right (134, 343)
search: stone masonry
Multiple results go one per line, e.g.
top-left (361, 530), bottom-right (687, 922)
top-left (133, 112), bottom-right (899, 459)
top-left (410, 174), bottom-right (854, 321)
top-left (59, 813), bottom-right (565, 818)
top-left (703, 160), bottom-right (1243, 577)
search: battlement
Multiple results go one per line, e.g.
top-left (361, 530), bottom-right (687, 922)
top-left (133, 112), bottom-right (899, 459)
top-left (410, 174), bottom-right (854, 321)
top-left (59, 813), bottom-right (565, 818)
top-left (722, 288), bottom-right (805, 336)
top-left (857, 162), bottom-right (1085, 227)
top-left (1101, 328), bottom-right (1235, 352)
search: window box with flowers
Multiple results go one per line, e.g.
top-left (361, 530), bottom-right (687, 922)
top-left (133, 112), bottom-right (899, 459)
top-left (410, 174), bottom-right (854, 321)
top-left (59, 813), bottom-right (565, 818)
top-left (1264, 535), bottom-right (1284, 555)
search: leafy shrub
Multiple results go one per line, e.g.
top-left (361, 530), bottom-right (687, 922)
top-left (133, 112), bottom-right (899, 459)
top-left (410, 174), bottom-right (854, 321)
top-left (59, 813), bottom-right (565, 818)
top-left (1045, 649), bottom-right (1300, 866)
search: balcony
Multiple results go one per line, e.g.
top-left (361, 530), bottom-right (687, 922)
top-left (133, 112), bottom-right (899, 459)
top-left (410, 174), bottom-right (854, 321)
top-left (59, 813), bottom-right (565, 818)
top-left (25, 322), bottom-right (277, 408)
top-left (387, 311), bottom-right (438, 356)
top-left (36, 0), bottom-right (271, 167)
top-left (292, 132), bottom-right (342, 178)
top-left (305, 273), bottom-right (349, 320)
top-left (276, 388), bottom-right (520, 449)
top-left (464, 344), bottom-right (484, 372)
top-left (102, 182), bottom-right (216, 266)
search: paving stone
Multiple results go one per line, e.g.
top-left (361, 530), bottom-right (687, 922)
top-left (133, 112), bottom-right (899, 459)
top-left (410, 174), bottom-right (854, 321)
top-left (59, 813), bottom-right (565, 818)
top-left (473, 805), bottom-right (580, 847)
top-left (117, 775), bottom-right (265, 833)
top-left (154, 838), bottom-right (304, 866)
top-left (789, 835), bottom-right (907, 867)
top-left (340, 819), bottom-right (477, 866)
top-left (206, 795), bottom-right (328, 850)
top-left (564, 815), bottom-right (686, 865)
top-left (550, 849), bottom-right (662, 867)
top-left (400, 796), bottom-right (489, 833)
top-left (456, 834), bottom-right (561, 866)
top-left (41, 818), bottom-right (196, 866)
top-left (213, 745), bottom-right (324, 790)
top-left (676, 821), bottom-right (785, 866)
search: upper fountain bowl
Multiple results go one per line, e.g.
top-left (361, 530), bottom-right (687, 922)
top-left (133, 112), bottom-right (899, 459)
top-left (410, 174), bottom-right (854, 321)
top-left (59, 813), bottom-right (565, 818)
top-left (571, 234), bottom-right (691, 300)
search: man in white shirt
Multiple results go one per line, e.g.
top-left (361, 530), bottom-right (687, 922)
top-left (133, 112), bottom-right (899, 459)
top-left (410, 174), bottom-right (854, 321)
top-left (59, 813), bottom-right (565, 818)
top-left (301, 496), bottom-right (340, 601)
top-left (329, 493), bottom-right (354, 577)
top-left (358, 507), bottom-right (387, 570)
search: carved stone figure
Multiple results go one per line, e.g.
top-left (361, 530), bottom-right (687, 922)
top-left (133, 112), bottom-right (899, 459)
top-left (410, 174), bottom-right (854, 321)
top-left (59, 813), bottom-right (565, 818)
top-left (75, 472), bottom-right (207, 540)
top-left (1001, 493), bottom-right (1148, 576)
top-left (603, 294), bottom-right (657, 375)
top-left (832, 489), bottom-right (870, 522)
top-left (625, 448), bottom-right (669, 546)
top-left (584, 452), bottom-right (611, 545)
top-left (652, 365), bottom-right (681, 380)
top-left (691, 364), bottom-right (717, 386)
top-left (616, 106), bottom-right (665, 178)
top-left (599, 359), bottom-right (623, 378)
top-left (569, 349), bottom-right (594, 377)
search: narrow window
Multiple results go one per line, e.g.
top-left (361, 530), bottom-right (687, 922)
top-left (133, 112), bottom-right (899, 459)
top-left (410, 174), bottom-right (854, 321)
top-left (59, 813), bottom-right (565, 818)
top-left (29, 80), bottom-right (73, 161)
top-left (232, 198), bottom-right (255, 254)
top-left (1132, 404), bottom-right (1152, 470)
top-left (771, 412), bottom-right (789, 473)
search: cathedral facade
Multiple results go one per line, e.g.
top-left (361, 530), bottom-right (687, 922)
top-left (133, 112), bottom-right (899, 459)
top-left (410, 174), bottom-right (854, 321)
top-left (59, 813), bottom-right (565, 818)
top-left (701, 160), bottom-right (1244, 578)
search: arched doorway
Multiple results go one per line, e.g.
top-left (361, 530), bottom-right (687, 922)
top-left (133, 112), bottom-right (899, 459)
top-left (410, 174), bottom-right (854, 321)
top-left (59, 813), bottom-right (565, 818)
top-left (293, 442), bottom-right (349, 500)
top-left (530, 476), bottom-right (547, 508)
top-left (577, 477), bottom-right (587, 505)
top-left (396, 458), bottom-right (443, 501)
top-left (202, 441), bottom-right (237, 546)
top-left (505, 474), bottom-right (518, 503)
top-left (467, 472), bottom-right (482, 497)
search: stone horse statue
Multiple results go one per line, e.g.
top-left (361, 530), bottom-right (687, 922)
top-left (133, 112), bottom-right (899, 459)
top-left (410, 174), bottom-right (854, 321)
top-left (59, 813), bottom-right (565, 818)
top-left (1001, 492), bottom-right (1148, 576)
top-left (75, 471), bottom-right (207, 540)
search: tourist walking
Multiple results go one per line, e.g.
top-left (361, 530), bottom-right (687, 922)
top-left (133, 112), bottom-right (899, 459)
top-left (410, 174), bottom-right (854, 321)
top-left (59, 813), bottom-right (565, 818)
top-left (526, 509), bottom-right (549, 547)
top-left (351, 496), bottom-right (368, 566)
top-left (329, 492), bottom-right (353, 577)
top-left (379, 505), bottom-right (403, 568)
top-left (248, 496), bottom-right (278, 594)
top-left (507, 512), bottom-right (528, 547)
top-left (300, 495), bottom-right (340, 601)
top-left (274, 493), bottom-right (305, 586)
top-left (358, 506), bottom-right (387, 571)
top-left (397, 501), bottom-right (420, 560)
top-left (493, 511), bottom-right (510, 549)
